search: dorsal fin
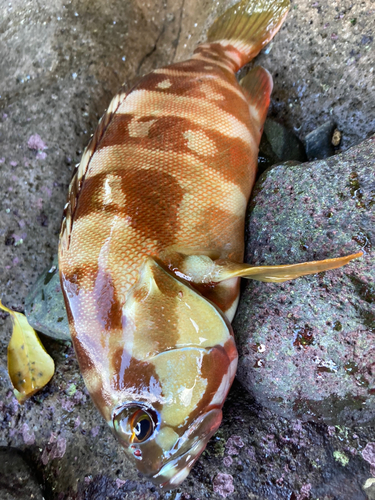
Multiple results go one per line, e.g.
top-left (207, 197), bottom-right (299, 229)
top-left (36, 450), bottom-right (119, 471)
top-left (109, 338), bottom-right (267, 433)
top-left (59, 88), bottom-right (128, 255)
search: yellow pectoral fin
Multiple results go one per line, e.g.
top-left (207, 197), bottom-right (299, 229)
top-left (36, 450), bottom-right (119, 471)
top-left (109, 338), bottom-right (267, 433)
top-left (214, 252), bottom-right (363, 283)
top-left (0, 299), bottom-right (55, 403)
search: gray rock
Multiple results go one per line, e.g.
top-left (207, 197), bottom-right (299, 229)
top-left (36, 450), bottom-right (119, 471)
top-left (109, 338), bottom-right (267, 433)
top-left (0, 448), bottom-right (44, 500)
top-left (252, 1), bottom-right (375, 152)
top-left (233, 135), bottom-right (375, 425)
top-left (305, 120), bottom-right (336, 160)
top-left (25, 255), bottom-right (70, 341)
top-left (258, 119), bottom-right (307, 174)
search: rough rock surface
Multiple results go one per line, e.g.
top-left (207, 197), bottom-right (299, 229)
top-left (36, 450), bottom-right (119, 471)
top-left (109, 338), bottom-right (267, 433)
top-left (1, 0), bottom-right (375, 499)
top-left (0, 448), bottom-right (44, 500)
top-left (258, 118), bottom-right (307, 174)
top-left (234, 135), bottom-right (375, 425)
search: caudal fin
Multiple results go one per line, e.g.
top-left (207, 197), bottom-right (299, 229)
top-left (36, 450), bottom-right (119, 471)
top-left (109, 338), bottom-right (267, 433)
top-left (206, 0), bottom-right (290, 69)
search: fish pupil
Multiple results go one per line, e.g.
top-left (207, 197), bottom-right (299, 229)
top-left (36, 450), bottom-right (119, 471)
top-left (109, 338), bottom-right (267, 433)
top-left (134, 416), bottom-right (151, 440)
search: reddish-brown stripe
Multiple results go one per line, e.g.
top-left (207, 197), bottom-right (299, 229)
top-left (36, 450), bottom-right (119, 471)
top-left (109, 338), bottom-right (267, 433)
top-left (191, 279), bottom-right (240, 315)
top-left (94, 116), bottom-right (253, 197)
top-left (179, 346), bottom-right (231, 431)
top-left (194, 43), bottom-right (246, 72)
top-left (73, 168), bottom-right (184, 249)
top-left (111, 352), bottom-right (163, 413)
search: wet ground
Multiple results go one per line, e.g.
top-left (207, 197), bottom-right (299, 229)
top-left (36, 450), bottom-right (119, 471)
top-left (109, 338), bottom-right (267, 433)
top-left (1, 0), bottom-right (375, 499)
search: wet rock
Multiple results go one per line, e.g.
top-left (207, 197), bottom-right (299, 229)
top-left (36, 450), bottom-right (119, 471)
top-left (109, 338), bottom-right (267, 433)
top-left (0, 448), bottom-right (44, 500)
top-left (305, 120), bottom-right (336, 160)
top-left (233, 135), bottom-right (375, 425)
top-left (25, 255), bottom-right (70, 341)
top-left (258, 119), bottom-right (307, 174)
top-left (252, 1), bottom-right (375, 151)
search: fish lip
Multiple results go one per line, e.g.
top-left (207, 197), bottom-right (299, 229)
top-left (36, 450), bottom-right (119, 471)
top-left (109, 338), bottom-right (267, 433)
top-left (149, 408), bottom-right (222, 489)
top-left (151, 438), bottom-right (204, 489)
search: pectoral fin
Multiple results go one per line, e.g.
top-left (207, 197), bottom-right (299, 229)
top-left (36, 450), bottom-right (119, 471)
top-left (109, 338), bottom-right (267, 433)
top-left (214, 252), bottom-right (363, 282)
top-left (177, 252), bottom-right (363, 284)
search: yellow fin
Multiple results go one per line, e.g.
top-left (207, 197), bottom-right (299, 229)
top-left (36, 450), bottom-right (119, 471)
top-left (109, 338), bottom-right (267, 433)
top-left (240, 66), bottom-right (273, 129)
top-left (177, 252), bottom-right (363, 284)
top-left (214, 252), bottom-right (363, 283)
top-left (207, 0), bottom-right (290, 64)
top-left (0, 299), bottom-right (55, 403)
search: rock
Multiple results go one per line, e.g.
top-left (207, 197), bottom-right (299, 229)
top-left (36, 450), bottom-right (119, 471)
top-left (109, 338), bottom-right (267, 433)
top-left (25, 255), bottom-right (70, 341)
top-left (233, 135), bottom-right (375, 425)
top-left (305, 120), bottom-right (336, 160)
top-left (258, 119), bottom-right (307, 174)
top-left (0, 448), bottom-right (44, 500)
top-left (252, 1), bottom-right (375, 151)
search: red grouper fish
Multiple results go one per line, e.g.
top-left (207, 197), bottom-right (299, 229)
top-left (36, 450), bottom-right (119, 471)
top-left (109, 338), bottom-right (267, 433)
top-left (59, 0), bottom-right (362, 488)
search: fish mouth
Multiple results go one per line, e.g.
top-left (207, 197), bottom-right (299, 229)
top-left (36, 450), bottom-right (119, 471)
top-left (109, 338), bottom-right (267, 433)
top-left (150, 408), bottom-right (222, 489)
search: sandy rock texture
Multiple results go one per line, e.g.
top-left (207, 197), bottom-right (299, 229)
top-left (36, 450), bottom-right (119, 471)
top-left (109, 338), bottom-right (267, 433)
top-left (1, 0), bottom-right (375, 499)
top-left (233, 135), bottom-right (375, 425)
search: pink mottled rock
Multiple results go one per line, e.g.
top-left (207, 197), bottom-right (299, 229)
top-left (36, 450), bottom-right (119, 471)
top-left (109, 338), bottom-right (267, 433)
top-left (234, 136), bottom-right (375, 426)
top-left (27, 134), bottom-right (47, 151)
top-left (115, 479), bottom-right (126, 489)
top-left (297, 483), bottom-right (312, 500)
top-left (91, 425), bottom-right (100, 437)
top-left (213, 473), bottom-right (234, 498)
top-left (61, 398), bottom-right (75, 412)
top-left (21, 423), bottom-right (35, 445)
top-left (362, 442), bottom-right (375, 466)
top-left (36, 151), bottom-right (47, 160)
top-left (41, 436), bottom-right (67, 465)
top-left (225, 435), bottom-right (244, 455)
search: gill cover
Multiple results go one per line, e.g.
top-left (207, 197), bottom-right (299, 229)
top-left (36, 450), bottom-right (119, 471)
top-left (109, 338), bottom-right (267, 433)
top-left (112, 258), bottom-right (237, 486)
top-left (120, 257), bottom-right (234, 358)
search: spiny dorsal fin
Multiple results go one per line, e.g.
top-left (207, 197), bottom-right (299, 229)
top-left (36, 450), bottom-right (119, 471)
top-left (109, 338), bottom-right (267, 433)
top-left (59, 88), bottom-right (128, 255)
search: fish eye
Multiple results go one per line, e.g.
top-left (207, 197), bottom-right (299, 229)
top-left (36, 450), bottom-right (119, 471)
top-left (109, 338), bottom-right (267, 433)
top-left (113, 404), bottom-right (157, 445)
top-left (131, 409), bottom-right (153, 443)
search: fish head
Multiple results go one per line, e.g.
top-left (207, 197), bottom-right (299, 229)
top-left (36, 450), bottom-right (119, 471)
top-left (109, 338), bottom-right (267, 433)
top-left (111, 257), bottom-right (238, 488)
top-left (112, 401), bottom-right (223, 488)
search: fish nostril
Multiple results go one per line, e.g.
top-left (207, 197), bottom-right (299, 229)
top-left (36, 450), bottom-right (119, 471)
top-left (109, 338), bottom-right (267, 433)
top-left (132, 447), bottom-right (142, 458)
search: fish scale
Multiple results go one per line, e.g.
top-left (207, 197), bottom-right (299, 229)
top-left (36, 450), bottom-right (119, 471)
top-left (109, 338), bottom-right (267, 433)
top-left (58, 0), bottom-right (361, 489)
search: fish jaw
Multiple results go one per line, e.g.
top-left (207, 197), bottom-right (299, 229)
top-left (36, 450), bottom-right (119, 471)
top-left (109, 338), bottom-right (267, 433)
top-left (149, 408), bottom-right (223, 488)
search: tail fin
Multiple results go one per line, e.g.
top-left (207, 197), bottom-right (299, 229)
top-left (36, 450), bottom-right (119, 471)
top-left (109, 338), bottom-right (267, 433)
top-left (207, 0), bottom-right (290, 68)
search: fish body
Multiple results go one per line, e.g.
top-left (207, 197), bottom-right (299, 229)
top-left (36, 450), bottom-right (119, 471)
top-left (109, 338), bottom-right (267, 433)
top-left (58, 0), bottom-right (361, 488)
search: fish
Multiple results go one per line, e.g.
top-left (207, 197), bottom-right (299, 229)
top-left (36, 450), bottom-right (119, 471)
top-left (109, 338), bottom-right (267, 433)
top-left (58, 0), bottom-right (362, 489)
